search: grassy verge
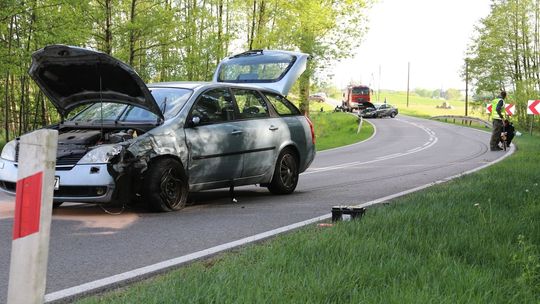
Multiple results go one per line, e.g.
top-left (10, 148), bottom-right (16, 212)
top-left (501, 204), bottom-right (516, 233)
top-left (80, 134), bottom-right (539, 303)
top-left (311, 112), bottom-right (373, 151)
top-left (287, 98), bottom-right (373, 151)
top-left (378, 91), bottom-right (489, 120)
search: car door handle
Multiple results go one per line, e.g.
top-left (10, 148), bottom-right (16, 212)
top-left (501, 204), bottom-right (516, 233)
top-left (231, 130), bottom-right (243, 135)
top-left (269, 125), bottom-right (279, 131)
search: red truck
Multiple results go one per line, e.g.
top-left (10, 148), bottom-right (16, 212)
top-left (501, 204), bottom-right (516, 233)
top-left (342, 85), bottom-right (372, 112)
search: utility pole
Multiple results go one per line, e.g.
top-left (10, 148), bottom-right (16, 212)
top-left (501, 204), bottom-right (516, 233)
top-left (378, 64), bottom-right (381, 102)
top-left (406, 62), bottom-right (410, 108)
top-left (465, 59), bottom-right (469, 116)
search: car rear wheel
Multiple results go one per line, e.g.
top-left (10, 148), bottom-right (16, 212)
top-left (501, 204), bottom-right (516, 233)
top-left (268, 148), bottom-right (299, 194)
top-left (143, 158), bottom-right (188, 212)
top-left (390, 112), bottom-right (396, 118)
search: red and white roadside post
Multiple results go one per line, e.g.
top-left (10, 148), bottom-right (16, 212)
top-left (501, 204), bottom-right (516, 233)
top-left (7, 129), bottom-right (57, 304)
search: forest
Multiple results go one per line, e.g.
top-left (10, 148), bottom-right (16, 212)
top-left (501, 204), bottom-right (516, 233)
top-left (467, 0), bottom-right (540, 128)
top-left (3, 0), bottom-right (540, 143)
top-left (0, 0), bottom-right (371, 142)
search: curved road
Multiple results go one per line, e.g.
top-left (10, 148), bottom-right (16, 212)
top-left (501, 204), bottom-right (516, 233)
top-left (0, 115), bottom-right (510, 302)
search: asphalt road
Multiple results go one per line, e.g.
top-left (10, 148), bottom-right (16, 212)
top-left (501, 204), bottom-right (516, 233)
top-left (0, 115), bottom-right (508, 302)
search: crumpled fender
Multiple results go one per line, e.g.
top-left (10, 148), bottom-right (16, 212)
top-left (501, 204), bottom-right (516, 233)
top-left (109, 128), bottom-right (188, 176)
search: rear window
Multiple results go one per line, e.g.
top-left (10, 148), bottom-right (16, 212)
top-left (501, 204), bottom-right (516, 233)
top-left (217, 52), bottom-right (296, 83)
top-left (264, 93), bottom-right (300, 116)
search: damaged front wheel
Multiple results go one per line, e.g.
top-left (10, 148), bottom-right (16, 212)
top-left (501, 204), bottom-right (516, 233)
top-left (143, 158), bottom-right (188, 212)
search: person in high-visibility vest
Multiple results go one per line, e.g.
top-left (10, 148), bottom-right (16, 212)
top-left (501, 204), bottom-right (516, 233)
top-left (489, 91), bottom-right (506, 151)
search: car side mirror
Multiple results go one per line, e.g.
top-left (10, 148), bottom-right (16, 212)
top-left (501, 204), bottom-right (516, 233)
top-left (189, 116), bottom-right (201, 127)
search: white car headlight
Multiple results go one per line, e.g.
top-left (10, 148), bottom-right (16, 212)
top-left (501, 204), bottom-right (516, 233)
top-left (78, 145), bottom-right (123, 164)
top-left (1, 140), bottom-right (17, 161)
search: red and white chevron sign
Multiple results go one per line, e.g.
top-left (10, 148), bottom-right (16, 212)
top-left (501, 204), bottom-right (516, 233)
top-left (528, 100), bottom-right (540, 115)
top-left (486, 103), bottom-right (515, 115)
top-left (505, 104), bottom-right (515, 116)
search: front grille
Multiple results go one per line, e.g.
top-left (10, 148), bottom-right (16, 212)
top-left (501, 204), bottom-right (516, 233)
top-left (54, 186), bottom-right (108, 197)
top-left (14, 142), bottom-right (19, 162)
top-left (55, 166), bottom-right (75, 171)
top-left (0, 180), bottom-right (16, 192)
top-left (14, 141), bottom-right (85, 166)
top-left (0, 181), bottom-right (108, 197)
top-left (56, 153), bottom-right (86, 166)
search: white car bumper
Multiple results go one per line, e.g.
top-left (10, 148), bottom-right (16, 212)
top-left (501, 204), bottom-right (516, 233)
top-left (0, 158), bottom-right (116, 203)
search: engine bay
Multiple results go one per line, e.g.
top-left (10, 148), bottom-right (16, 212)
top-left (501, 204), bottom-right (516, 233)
top-left (56, 128), bottom-right (138, 159)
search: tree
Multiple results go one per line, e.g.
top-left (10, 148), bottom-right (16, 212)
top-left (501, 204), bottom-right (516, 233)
top-left (245, 0), bottom-right (373, 114)
top-left (446, 88), bottom-right (462, 100)
top-left (0, 1), bottom-right (92, 141)
top-left (0, 0), bottom-right (374, 140)
top-left (466, 0), bottom-right (540, 126)
top-left (415, 88), bottom-right (432, 98)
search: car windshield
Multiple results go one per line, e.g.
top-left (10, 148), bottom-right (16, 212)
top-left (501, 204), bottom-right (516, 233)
top-left (352, 87), bottom-right (370, 95)
top-left (68, 88), bottom-right (192, 123)
top-left (217, 52), bottom-right (296, 83)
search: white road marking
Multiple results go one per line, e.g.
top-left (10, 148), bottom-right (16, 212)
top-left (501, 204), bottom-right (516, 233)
top-left (305, 118), bottom-right (438, 175)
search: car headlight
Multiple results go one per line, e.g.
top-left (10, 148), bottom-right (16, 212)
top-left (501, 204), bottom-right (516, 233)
top-left (78, 145), bottom-right (123, 164)
top-left (1, 140), bottom-right (17, 161)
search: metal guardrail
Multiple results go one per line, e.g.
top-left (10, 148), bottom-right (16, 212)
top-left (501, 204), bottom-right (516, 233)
top-left (430, 115), bottom-right (492, 128)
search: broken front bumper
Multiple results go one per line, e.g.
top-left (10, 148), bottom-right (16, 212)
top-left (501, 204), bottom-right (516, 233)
top-left (0, 158), bottom-right (116, 203)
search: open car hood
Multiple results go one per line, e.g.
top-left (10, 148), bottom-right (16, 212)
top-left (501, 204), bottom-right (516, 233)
top-left (358, 101), bottom-right (375, 109)
top-left (29, 45), bottom-right (163, 120)
top-left (212, 50), bottom-right (309, 96)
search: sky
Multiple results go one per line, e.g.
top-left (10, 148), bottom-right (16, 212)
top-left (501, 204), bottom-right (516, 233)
top-left (331, 0), bottom-right (492, 91)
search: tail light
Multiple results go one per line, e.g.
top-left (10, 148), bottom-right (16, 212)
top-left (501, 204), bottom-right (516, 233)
top-left (305, 115), bottom-right (315, 145)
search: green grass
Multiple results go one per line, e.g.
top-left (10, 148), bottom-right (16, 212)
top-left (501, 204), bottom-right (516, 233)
top-left (286, 97), bottom-right (374, 151)
top-left (379, 91), bottom-right (489, 120)
top-left (309, 101), bottom-right (335, 113)
top-left (311, 111), bottom-right (373, 151)
top-left (79, 135), bottom-right (540, 304)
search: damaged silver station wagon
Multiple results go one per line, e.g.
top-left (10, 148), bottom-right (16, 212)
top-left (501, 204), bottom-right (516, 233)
top-left (0, 45), bottom-right (316, 212)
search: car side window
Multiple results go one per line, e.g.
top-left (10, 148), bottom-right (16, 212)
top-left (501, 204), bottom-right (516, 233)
top-left (264, 93), bottom-right (300, 116)
top-left (191, 88), bottom-right (235, 124)
top-left (232, 89), bottom-right (269, 119)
